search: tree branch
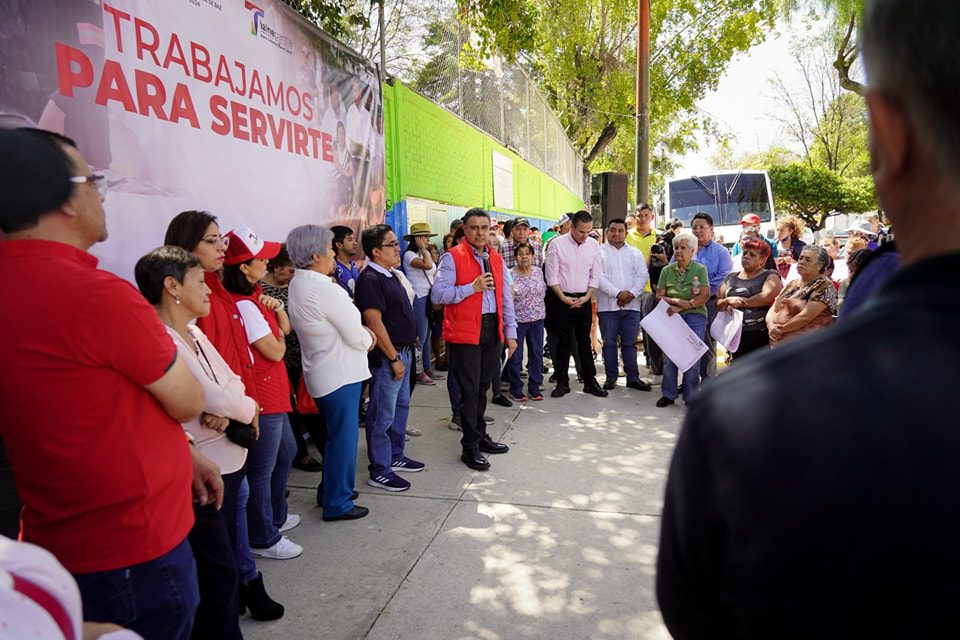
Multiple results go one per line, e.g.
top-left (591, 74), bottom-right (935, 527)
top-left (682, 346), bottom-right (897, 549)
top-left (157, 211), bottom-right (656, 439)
top-left (834, 15), bottom-right (866, 96)
top-left (584, 121), bottom-right (618, 164)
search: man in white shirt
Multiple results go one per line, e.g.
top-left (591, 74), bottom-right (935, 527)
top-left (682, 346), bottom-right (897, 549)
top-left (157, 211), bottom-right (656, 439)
top-left (345, 80), bottom-right (370, 158)
top-left (596, 218), bottom-right (652, 391)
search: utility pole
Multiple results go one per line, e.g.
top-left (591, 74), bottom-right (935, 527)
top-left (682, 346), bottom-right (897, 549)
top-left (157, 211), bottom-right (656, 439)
top-left (634, 0), bottom-right (650, 207)
top-left (378, 0), bottom-right (387, 77)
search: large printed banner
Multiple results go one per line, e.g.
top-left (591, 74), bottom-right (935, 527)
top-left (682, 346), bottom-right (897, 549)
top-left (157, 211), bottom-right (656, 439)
top-left (1, 0), bottom-right (384, 279)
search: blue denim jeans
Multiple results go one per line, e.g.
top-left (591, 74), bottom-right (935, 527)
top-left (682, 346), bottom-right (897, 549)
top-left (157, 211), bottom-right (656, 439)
top-left (598, 310), bottom-right (642, 383)
top-left (317, 381), bottom-right (362, 517)
top-left (235, 477), bottom-right (257, 584)
top-left (365, 349), bottom-right (412, 476)
top-left (74, 538), bottom-right (199, 640)
top-left (508, 319), bottom-right (544, 397)
top-left (661, 312), bottom-right (708, 402)
top-left (412, 295), bottom-right (431, 372)
top-left (246, 412), bottom-right (296, 548)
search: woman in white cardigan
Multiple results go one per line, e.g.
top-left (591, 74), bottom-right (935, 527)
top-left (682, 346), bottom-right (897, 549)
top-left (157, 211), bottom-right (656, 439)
top-left (135, 245), bottom-right (282, 632)
top-left (286, 225), bottom-right (377, 522)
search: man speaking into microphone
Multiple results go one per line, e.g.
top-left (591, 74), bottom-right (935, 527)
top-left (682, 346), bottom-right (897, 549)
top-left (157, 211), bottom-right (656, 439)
top-left (432, 208), bottom-right (518, 471)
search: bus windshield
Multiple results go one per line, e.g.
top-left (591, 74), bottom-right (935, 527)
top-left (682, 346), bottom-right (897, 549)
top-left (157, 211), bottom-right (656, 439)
top-left (667, 173), bottom-right (773, 227)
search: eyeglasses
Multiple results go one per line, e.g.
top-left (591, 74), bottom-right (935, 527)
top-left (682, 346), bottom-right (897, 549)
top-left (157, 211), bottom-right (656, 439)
top-left (201, 235), bottom-right (230, 248)
top-left (378, 241), bottom-right (401, 249)
top-left (70, 174), bottom-right (107, 200)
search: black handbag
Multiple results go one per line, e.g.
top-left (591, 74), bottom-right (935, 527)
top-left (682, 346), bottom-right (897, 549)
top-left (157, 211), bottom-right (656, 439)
top-left (224, 420), bottom-right (257, 449)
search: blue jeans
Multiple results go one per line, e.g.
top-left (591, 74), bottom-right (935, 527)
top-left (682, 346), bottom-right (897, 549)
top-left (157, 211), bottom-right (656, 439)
top-left (412, 295), bottom-right (432, 372)
top-left (317, 382), bottom-right (362, 517)
top-left (74, 538), bottom-right (199, 640)
top-left (508, 319), bottom-right (544, 397)
top-left (246, 412), bottom-right (296, 548)
top-left (366, 350), bottom-right (412, 476)
top-left (662, 313), bottom-right (707, 402)
top-left (235, 477), bottom-right (257, 584)
top-left (598, 310), bottom-right (641, 383)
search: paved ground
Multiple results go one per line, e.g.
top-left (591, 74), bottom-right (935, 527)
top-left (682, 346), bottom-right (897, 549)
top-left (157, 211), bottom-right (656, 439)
top-left (241, 369), bottom-right (684, 640)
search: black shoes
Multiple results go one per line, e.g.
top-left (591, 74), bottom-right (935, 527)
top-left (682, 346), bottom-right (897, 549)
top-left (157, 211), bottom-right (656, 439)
top-left (602, 379), bottom-right (617, 390)
top-left (656, 396), bottom-right (675, 408)
top-left (626, 380), bottom-right (653, 391)
top-left (550, 382), bottom-right (570, 397)
top-left (461, 452), bottom-right (491, 471)
top-left (491, 395), bottom-right (513, 407)
top-left (293, 456), bottom-right (322, 472)
top-left (479, 438), bottom-right (509, 454)
top-left (239, 572), bottom-right (284, 621)
top-left (583, 380), bottom-right (608, 397)
top-left (322, 505), bottom-right (370, 522)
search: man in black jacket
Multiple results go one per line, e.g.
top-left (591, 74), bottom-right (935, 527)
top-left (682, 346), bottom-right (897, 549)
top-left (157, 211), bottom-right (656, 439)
top-left (656, 1), bottom-right (960, 637)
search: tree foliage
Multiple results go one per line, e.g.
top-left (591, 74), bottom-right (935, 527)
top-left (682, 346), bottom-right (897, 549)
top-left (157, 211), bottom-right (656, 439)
top-left (768, 162), bottom-right (875, 230)
top-left (283, 0), bottom-right (371, 41)
top-left (455, 0), bottom-right (783, 188)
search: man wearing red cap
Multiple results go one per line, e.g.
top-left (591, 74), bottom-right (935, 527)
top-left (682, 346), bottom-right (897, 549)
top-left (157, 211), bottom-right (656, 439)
top-left (732, 213), bottom-right (777, 269)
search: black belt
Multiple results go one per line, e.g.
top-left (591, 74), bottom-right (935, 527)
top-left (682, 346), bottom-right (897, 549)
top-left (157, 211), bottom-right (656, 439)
top-left (562, 291), bottom-right (587, 297)
top-left (481, 313), bottom-right (498, 322)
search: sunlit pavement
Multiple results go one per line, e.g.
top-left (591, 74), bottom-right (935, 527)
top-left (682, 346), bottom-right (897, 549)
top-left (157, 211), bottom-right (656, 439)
top-left (241, 365), bottom-right (685, 639)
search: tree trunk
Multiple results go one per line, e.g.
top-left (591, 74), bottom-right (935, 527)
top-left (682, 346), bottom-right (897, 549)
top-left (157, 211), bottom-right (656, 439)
top-left (584, 122), bottom-right (618, 165)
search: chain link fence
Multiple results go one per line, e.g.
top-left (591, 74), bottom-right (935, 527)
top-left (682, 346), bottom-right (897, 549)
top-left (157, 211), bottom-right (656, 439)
top-left (405, 26), bottom-right (586, 202)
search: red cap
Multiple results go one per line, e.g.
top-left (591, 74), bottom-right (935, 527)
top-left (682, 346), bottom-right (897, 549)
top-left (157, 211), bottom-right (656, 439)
top-left (740, 213), bottom-right (761, 226)
top-left (223, 227), bottom-right (281, 265)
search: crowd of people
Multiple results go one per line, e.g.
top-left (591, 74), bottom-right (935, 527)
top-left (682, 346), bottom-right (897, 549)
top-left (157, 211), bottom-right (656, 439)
top-left (1, 1), bottom-right (950, 634)
top-left (0, 124), bottom-right (902, 639)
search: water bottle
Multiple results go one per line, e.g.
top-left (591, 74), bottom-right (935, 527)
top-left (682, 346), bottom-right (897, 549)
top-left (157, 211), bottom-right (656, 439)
top-left (691, 276), bottom-right (701, 296)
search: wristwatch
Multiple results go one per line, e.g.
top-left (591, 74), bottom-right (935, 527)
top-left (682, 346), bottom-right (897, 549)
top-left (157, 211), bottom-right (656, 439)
top-left (389, 355), bottom-right (401, 364)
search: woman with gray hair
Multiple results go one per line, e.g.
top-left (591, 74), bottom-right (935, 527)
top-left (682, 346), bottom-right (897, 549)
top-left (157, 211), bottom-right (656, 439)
top-left (766, 245), bottom-right (837, 345)
top-left (286, 225), bottom-right (377, 521)
top-left (654, 233), bottom-right (711, 408)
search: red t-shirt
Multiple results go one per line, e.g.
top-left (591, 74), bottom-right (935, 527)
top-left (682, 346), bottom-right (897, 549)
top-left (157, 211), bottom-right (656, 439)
top-left (230, 287), bottom-right (292, 414)
top-left (0, 240), bottom-right (194, 574)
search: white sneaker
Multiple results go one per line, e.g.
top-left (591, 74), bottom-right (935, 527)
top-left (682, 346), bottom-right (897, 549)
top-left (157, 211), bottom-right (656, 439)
top-left (279, 514), bottom-right (301, 533)
top-left (250, 536), bottom-right (303, 560)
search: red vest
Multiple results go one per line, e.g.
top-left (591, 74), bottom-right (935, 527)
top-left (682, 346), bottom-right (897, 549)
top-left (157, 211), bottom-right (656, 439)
top-left (229, 284), bottom-right (292, 414)
top-left (196, 272), bottom-right (258, 401)
top-left (443, 243), bottom-right (505, 345)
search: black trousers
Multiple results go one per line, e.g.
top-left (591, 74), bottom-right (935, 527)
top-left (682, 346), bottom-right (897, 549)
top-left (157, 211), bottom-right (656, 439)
top-left (448, 315), bottom-right (502, 455)
top-left (553, 300), bottom-right (597, 385)
top-left (188, 467), bottom-right (244, 640)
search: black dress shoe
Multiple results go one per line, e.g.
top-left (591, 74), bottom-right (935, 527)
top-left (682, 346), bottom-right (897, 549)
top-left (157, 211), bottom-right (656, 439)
top-left (491, 395), bottom-right (513, 407)
top-left (626, 380), bottom-right (653, 391)
top-left (656, 396), bottom-right (675, 408)
top-left (479, 439), bottom-right (509, 454)
top-left (602, 379), bottom-right (617, 390)
top-left (461, 452), bottom-right (491, 471)
top-left (293, 456), bottom-right (323, 472)
top-left (550, 383), bottom-right (570, 397)
top-left (583, 381), bottom-right (608, 397)
top-left (322, 505), bottom-right (369, 521)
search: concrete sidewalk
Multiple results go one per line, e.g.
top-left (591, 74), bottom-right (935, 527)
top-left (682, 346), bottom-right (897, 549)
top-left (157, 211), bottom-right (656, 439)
top-left (241, 375), bottom-right (682, 639)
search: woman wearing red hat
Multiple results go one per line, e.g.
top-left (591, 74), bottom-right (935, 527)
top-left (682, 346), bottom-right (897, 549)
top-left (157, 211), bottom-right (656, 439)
top-left (221, 227), bottom-right (302, 565)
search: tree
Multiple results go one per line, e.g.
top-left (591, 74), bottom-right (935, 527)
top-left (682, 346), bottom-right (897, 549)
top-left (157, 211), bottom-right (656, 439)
top-left (768, 162), bottom-right (875, 230)
top-left (785, 0), bottom-right (866, 95)
top-left (455, 0), bottom-right (784, 186)
top-left (283, 0), bottom-right (371, 41)
top-left (769, 32), bottom-right (870, 177)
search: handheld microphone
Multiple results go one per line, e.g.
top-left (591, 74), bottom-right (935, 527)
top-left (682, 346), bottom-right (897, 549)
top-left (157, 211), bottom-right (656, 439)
top-left (480, 251), bottom-right (491, 274)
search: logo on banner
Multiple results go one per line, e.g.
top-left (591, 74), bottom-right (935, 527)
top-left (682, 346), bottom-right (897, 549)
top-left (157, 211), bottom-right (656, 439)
top-left (243, 1), bottom-right (293, 53)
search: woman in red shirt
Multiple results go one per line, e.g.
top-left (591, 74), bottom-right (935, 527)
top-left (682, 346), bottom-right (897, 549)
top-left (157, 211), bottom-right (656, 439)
top-left (222, 228), bottom-right (301, 562)
top-left (164, 212), bottom-right (284, 620)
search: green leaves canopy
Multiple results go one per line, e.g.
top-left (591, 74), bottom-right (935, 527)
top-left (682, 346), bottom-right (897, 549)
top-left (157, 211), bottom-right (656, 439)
top-left (768, 162), bottom-right (876, 230)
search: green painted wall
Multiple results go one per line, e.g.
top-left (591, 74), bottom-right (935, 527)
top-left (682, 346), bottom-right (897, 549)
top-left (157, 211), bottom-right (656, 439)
top-left (383, 81), bottom-right (583, 218)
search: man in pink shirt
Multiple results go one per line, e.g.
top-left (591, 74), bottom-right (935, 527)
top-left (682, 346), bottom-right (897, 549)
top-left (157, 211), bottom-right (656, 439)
top-left (544, 210), bottom-right (607, 397)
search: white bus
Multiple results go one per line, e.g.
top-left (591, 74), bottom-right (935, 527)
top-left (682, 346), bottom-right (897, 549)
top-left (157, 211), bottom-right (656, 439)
top-left (662, 170), bottom-right (776, 247)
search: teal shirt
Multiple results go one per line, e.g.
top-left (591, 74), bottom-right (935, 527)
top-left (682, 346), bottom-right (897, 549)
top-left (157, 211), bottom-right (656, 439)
top-left (657, 261), bottom-right (709, 316)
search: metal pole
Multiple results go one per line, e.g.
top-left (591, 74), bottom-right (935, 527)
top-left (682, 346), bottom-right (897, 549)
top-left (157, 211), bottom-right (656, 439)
top-left (634, 0), bottom-right (650, 206)
top-left (378, 0), bottom-right (387, 77)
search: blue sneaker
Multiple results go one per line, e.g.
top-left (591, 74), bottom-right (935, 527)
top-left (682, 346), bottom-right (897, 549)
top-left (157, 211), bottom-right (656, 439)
top-left (367, 472), bottom-right (411, 492)
top-left (391, 456), bottom-right (425, 473)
